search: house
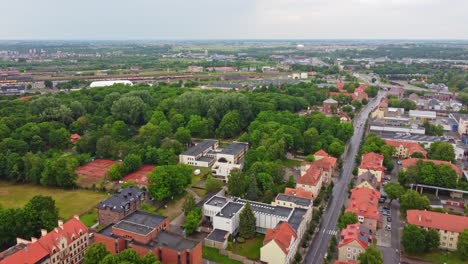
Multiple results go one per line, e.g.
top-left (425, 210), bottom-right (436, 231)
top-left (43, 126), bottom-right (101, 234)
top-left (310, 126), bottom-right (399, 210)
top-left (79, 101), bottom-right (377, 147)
top-left (337, 224), bottom-right (372, 262)
top-left (336, 82), bottom-right (345, 91)
top-left (0, 217), bottom-right (89, 264)
top-left (384, 139), bottom-right (427, 159)
top-left (302, 149), bottom-right (337, 184)
top-left (95, 211), bottom-right (202, 264)
top-left (323, 98), bottom-right (339, 115)
top-left (97, 186), bottom-right (147, 226)
top-left (346, 188), bottom-right (381, 233)
top-left (355, 171), bottom-right (379, 191)
top-left (179, 140), bottom-right (219, 167)
top-left (340, 112), bottom-right (352, 123)
top-left (358, 153), bottom-right (385, 182)
top-left (371, 97), bottom-right (388, 119)
top-left (400, 158), bottom-right (463, 177)
top-left (187, 66), bottom-right (204, 73)
top-left (70, 133), bottom-right (81, 145)
top-left (457, 116), bottom-right (468, 137)
top-left (388, 87), bottom-right (404, 98)
top-left (297, 166), bottom-right (323, 198)
top-left (385, 107), bottom-right (405, 118)
top-left (272, 193), bottom-right (313, 209)
top-left (408, 93), bottom-right (419, 102)
top-left (406, 210), bottom-right (468, 251)
top-left (353, 84), bottom-right (368, 101)
top-left (260, 222), bottom-right (298, 264)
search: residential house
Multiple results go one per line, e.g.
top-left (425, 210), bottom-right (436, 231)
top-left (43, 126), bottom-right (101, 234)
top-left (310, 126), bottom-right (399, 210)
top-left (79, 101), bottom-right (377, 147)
top-left (458, 115), bottom-right (468, 137)
top-left (95, 211), bottom-right (202, 264)
top-left (0, 217), bottom-right (89, 264)
top-left (97, 186), bottom-right (147, 226)
top-left (296, 166), bottom-right (323, 198)
top-left (70, 133), bottom-right (81, 145)
top-left (384, 139), bottom-right (427, 159)
top-left (284, 187), bottom-right (313, 199)
top-left (358, 153), bottom-right (385, 182)
top-left (371, 97), bottom-right (388, 119)
top-left (260, 222), bottom-right (298, 264)
top-left (272, 193), bottom-right (313, 209)
top-left (346, 188), bottom-right (381, 233)
top-left (406, 210), bottom-right (468, 251)
top-left (400, 158), bottom-right (463, 178)
top-left (408, 93), bottom-right (419, 102)
top-left (388, 87), bottom-right (404, 98)
top-left (355, 171), bottom-right (379, 191)
top-left (353, 84), bottom-right (368, 101)
top-left (337, 224), bottom-right (372, 262)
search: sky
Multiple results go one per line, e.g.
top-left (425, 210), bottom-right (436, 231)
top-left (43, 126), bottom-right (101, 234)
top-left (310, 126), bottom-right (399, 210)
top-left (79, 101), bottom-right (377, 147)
top-left (1, 0), bottom-right (467, 40)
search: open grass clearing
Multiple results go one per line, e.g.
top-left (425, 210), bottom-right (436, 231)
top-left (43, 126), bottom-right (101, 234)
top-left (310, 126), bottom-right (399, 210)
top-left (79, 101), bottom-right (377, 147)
top-left (407, 250), bottom-right (467, 264)
top-left (227, 234), bottom-right (265, 260)
top-left (202, 246), bottom-right (242, 264)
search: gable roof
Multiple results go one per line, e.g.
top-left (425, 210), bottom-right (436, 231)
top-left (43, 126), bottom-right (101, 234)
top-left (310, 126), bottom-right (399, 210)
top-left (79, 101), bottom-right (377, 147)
top-left (297, 166), bottom-right (322, 187)
top-left (263, 222), bottom-right (297, 255)
top-left (314, 149), bottom-right (329, 158)
top-left (338, 223), bottom-right (372, 249)
top-left (356, 172), bottom-right (379, 189)
top-left (401, 158), bottom-right (462, 176)
top-left (407, 210), bottom-right (468, 233)
top-left (384, 139), bottom-right (427, 157)
top-left (284, 187), bottom-right (313, 199)
top-left (346, 188), bottom-right (380, 220)
top-left (359, 152), bottom-right (384, 173)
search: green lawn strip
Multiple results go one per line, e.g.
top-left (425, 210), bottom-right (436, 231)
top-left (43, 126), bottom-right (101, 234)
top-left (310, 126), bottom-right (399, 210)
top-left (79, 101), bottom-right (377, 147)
top-left (202, 246), bottom-right (242, 264)
top-left (0, 181), bottom-right (107, 220)
top-left (80, 210), bottom-right (98, 227)
top-left (227, 234), bottom-right (265, 260)
top-left (407, 250), bottom-right (467, 264)
top-left (281, 159), bottom-right (302, 168)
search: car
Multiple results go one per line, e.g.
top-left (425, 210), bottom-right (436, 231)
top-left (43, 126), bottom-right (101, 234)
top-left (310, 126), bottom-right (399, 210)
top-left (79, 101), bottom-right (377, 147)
top-left (397, 160), bottom-right (402, 165)
top-left (384, 176), bottom-right (392, 181)
top-left (381, 209), bottom-right (391, 216)
top-left (383, 205), bottom-right (390, 210)
top-left (385, 224), bottom-right (392, 231)
top-left (387, 217), bottom-right (392, 222)
top-left (383, 181), bottom-right (389, 186)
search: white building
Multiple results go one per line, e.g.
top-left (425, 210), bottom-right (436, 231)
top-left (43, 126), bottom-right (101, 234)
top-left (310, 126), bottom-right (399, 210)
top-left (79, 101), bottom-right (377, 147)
top-left (409, 110), bottom-right (436, 120)
top-left (89, 80), bottom-right (133, 88)
top-left (179, 140), bottom-right (219, 167)
top-left (211, 142), bottom-right (249, 180)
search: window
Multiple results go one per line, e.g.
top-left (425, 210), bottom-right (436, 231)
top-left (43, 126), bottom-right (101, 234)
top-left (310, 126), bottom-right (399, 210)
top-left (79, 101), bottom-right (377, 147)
top-left (347, 254), bottom-right (351, 258)
top-left (347, 247), bottom-right (351, 251)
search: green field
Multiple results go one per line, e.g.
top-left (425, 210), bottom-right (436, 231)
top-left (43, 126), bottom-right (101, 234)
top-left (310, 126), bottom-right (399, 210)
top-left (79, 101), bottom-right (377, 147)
top-left (227, 234), bottom-right (265, 260)
top-left (407, 250), bottom-right (468, 264)
top-left (0, 181), bottom-right (108, 220)
top-left (202, 246), bottom-right (242, 264)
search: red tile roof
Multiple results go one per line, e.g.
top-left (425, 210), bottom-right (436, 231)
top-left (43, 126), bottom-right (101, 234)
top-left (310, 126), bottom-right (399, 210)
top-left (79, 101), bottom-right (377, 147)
top-left (335, 261), bottom-right (358, 264)
top-left (338, 223), bottom-right (372, 249)
top-left (315, 156), bottom-right (337, 171)
top-left (406, 210), bottom-right (468, 233)
top-left (401, 158), bottom-right (462, 176)
top-left (0, 217), bottom-right (87, 264)
top-left (264, 222), bottom-right (297, 255)
top-left (336, 82), bottom-right (345, 90)
top-left (70, 133), bottom-right (81, 145)
top-left (284, 187), bottom-right (313, 199)
top-left (359, 152), bottom-right (385, 173)
top-left (384, 139), bottom-right (427, 157)
top-left (346, 188), bottom-right (380, 220)
top-left (122, 165), bottom-right (155, 186)
top-left (297, 166), bottom-right (322, 187)
top-left (378, 97), bottom-right (388, 108)
top-left (314, 149), bottom-right (329, 157)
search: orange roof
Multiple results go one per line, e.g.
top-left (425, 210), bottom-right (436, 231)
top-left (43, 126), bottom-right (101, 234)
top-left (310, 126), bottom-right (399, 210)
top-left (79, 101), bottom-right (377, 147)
top-left (359, 152), bottom-right (384, 173)
top-left (336, 82), bottom-right (345, 90)
top-left (346, 188), bottom-right (380, 220)
top-left (122, 165), bottom-right (155, 186)
top-left (384, 139), bottom-right (427, 157)
top-left (407, 210), bottom-right (468, 233)
top-left (284, 187), bottom-right (313, 199)
top-left (314, 149), bottom-right (329, 157)
top-left (378, 97), bottom-right (388, 108)
top-left (335, 261), bottom-right (358, 264)
top-left (1, 217), bottom-right (87, 264)
top-left (297, 166), bottom-right (322, 187)
top-left (338, 223), bottom-right (372, 249)
top-left (264, 222), bottom-right (297, 255)
top-left (401, 158), bottom-right (462, 176)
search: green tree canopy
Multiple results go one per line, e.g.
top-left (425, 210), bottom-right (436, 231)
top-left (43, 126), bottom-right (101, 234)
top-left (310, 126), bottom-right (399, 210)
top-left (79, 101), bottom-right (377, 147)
top-left (239, 202), bottom-right (256, 239)
top-left (338, 212), bottom-right (358, 230)
top-left (428, 142), bottom-right (455, 162)
top-left (148, 164), bottom-right (192, 201)
top-left (400, 190), bottom-right (430, 217)
top-left (358, 246), bottom-right (384, 264)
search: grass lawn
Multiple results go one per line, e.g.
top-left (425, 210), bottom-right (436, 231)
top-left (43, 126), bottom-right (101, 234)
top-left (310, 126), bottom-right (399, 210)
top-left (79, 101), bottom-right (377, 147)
top-left (202, 246), bottom-right (242, 264)
top-left (227, 234), bottom-right (265, 260)
top-left (80, 210), bottom-right (98, 227)
top-left (408, 250), bottom-right (468, 264)
top-left (0, 181), bottom-right (108, 220)
top-left (190, 166), bottom-right (211, 186)
top-left (281, 159), bottom-right (302, 168)
top-left (156, 191), bottom-right (189, 221)
top-left (191, 187), bottom-right (206, 197)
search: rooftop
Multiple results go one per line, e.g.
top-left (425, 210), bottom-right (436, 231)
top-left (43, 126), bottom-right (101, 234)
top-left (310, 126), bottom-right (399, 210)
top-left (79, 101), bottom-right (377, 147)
top-left (181, 139), bottom-right (218, 156)
top-left (235, 198), bottom-right (293, 218)
top-left (219, 142), bottom-right (249, 155)
top-left (150, 231), bottom-right (199, 251)
top-left (264, 222), bottom-right (297, 255)
top-left (384, 139), bottom-right (427, 157)
top-left (205, 196), bottom-right (229, 208)
top-left (206, 229), bottom-right (229, 243)
top-left (113, 220), bottom-right (154, 236)
top-left (288, 208), bottom-right (308, 231)
top-left (324, 98), bottom-right (338, 104)
top-left (346, 188), bottom-right (380, 220)
top-left (339, 223), bottom-right (372, 249)
top-left (97, 186), bottom-right (145, 212)
top-left (122, 210), bottom-right (167, 227)
top-left (407, 210), bottom-right (468, 233)
top-left (401, 158), bottom-right (462, 176)
top-left (216, 202), bottom-right (244, 218)
top-left (275, 194), bottom-right (312, 207)
top-left (284, 187), bottom-right (313, 199)
top-left (409, 110), bottom-right (436, 118)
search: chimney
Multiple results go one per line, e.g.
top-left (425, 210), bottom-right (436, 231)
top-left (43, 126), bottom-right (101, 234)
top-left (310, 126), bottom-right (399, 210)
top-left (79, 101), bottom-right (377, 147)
top-left (41, 229), bottom-right (48, 237)
top-left (73, 215), bottom-right (80, 220)
top-left (31, 237), bottom-right (37, 243)
top-left (418, 214), bottom-right (421, 222)
top-left (58, 220), bottom-right (64, 229)
top-left (54, 228), bottom-right (59, 233)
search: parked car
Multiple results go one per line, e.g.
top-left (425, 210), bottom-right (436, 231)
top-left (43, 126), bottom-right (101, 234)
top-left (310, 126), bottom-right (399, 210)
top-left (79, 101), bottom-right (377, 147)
top-left (385, 224), bottom-right (392, 231)
top-left (383, 205), bottom-right (390, 210)
top-left (384, 176), bottom-right (392, 181)
top-left (381, 209), bottom-right (391, 216)
top-left (387, 217), bottom-right (392, 222)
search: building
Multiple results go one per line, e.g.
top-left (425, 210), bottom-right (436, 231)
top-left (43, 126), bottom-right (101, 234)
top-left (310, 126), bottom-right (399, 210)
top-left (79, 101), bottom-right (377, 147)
top-left (358, 153), bottom-right (385, 182)
top-left (95, 211), bottom-right (202, 264)
top-left (337, 224), bottom-right (372, 262)
top-left (355, 171), bottom-right (379, 191)
top-left (400, 158), bottom-right (463, 177)
top-left (346, 188), bottom-right (380, 233)
top-left (0, 84), bottom-right (26, 95)
top-left (179, 140), bottom-right (219, 167)
top-left (70, 133), bottom-right (81, 145)
top-left (384, 139), bottom-right (427, 159)
top-left (272, 193), bottom-right (313, 209)
top-left (187, 66), bottom-right (204, 73)
top-left (211, 142), bottom-right (249, 180)
top-left (0, 216), bottom-right (89, 264)
top-left (284, 187), bottom-right (313, 199)
top-left (409, 110), bottom-right (436, 120)
top-left (388, 87), bottom-right (404, 98)
top-left (353, 84), bottom-right (368, 101)
top-left (97, 186), bottom-right (147, 226)
top-left (323, 98), bottom-right (339, 115)
top-left (260, 222), bottom-right (298, 264)
top-left (296, 166), bottom-right (323, 198)
top-left (89, 80), bottom-right (133, 88)
top-left (457, 116), bottom-right (468, 137)
top-left (406, 210), bottom-right (468, 251)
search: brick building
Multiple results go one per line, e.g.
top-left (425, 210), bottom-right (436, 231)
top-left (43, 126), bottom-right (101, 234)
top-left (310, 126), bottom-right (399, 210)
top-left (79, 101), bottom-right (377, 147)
top-left (0, 216), bottom-right (89, 264)
top-left (95, 211), bottom-right (202, 264)
top-left (97, 186), bottom-right (147, 226)
top-left (323, 98), bottom-right (339, 115)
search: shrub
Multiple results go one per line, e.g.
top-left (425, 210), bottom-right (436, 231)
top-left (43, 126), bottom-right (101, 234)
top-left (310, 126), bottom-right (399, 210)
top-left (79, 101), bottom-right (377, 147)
top-left (236, 237), bottom-right (245, 243)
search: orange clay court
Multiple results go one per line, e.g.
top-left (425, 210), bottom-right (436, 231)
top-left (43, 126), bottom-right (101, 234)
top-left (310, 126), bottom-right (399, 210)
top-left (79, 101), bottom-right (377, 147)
top-left (122, 165), bottom-right (156, 186)
top-left (75, 159), bottom-right (119, 186)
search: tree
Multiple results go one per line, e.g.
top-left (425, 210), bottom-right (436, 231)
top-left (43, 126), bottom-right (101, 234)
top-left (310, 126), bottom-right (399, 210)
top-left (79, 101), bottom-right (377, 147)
top-left (428, 142), bottom-right (455, 162)
top-left (239, 202), bottom-right (256, 239)
top-left (83, 243), bottom-right (110, 264)
top-left (148, 164), bottom-right (192, 201)
top-left (400, 190), bottom-right (430, 217)
top-left (182, 194), bottom-right (196, 216)
top-left (121, 154), bottom-right (142, 174)
top-left (358, 246), bottom-right (383, 264)
top-left (23, 196), bottom-right (59, 238)
top-left (174, 127), bottom-right (191, 146)
top-left (402, 225), bottom-right (427, 254)
top-left (184, 207), bottom-right (201, 235)
top-left (44, 80), bottom-right (53, 88)
top-left (458, 229), bottom-right (468, 260)
top-left (96, 135), bottom-right (116, 159)
top-left (303, 128), bottom-right (321, 154)
top-left (205, 175), bottom-right (223, 192)
top-left (111, 96), bottom-right (147, 125)
top-left (216, 110), bottom-right (242, 138)
top-left (338, 212), bottom-right (358, 230)
top-left (328, 140), bottom-right (345, 158)
top-left (227, 169), bottom-right (249, 197)
top-left (383, 182), bottom-right (405, 204)
top-left (107, 164), bottom-right (124, 181)
top-left (425, 228), bottom-right (440, 252)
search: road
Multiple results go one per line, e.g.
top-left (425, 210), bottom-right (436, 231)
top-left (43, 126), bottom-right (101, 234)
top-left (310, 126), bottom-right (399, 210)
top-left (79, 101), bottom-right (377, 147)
top-left (304, 91), bottom-right (386, 264)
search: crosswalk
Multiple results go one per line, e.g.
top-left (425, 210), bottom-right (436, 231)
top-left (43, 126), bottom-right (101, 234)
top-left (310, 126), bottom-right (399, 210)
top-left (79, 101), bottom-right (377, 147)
top-left (320, 229), bottom-right (339, 235)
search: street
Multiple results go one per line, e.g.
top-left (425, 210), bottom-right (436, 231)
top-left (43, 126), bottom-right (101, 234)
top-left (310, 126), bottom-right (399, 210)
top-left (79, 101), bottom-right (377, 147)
top-left (304, 91), bottom-right (386, 264)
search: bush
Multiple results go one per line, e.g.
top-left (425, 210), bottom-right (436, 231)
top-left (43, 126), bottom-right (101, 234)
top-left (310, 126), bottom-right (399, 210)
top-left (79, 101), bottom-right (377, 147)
top-left (236, 237), bottom-right (245, 243)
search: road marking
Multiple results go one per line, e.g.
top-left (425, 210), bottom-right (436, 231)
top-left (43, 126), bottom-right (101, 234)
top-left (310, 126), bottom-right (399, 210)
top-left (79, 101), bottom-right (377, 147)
top-left (327, 230), bottom-right (338, 235)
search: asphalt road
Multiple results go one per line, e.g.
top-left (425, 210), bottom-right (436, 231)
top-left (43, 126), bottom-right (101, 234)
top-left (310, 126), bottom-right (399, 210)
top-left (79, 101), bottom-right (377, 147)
top-left (304, 91), bottom-right (386, 264)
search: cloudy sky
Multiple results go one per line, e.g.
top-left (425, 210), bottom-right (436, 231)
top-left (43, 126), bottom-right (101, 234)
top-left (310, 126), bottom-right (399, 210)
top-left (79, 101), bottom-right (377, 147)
top-left (1, 0), bottom-right (467, 39)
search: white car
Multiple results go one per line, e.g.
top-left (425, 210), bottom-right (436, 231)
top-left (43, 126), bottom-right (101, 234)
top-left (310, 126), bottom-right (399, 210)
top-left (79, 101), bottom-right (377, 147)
top-left (385, 224), bottom-right (392, 231)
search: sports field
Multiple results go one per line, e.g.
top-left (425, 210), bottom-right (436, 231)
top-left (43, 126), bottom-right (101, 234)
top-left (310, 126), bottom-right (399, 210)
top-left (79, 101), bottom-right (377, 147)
top-left (75, 159), bottom-right (118, 187)
top-left (0, 181), bottom-right (108, 220)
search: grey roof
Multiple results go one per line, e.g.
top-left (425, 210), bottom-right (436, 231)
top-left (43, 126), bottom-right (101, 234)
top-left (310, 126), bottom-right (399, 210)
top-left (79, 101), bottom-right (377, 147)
top-left (288, 208), bottom-right (308, 231)
top-left (356, 172), bottom-right (378, 188)
top-left (219, 142), bottom-right (249, 155)
top-left (151, 231), bottom-right (199, 251)
top-left (377, 132), bottom-right (454, 144)
top-left (198, 156), bottom-right (215, 163)
top-left (98, 225), bottom-right (114, 237)
top-left (181, 139), bottom-right (218, 156)
top-left (97, 186), bottom-right (145, 212)
top-left (357, 225), bottom-right (372, 246)
top-left (323, 98), bottom-right (338, 104)
top-left (122, 210), bottom-right (167, 227)
top-left (234, 198), bottom-right (293, 218)
top-left (205, 196), bottom-right (228, 208)
top-left (216, 202), bottom-right (244, 218)
top-left (275, 194), bottom-right (312, 207)
top-left (206, 229), bottom-right (229, 242)
top-left (113, 220), bottom-right (154, 236)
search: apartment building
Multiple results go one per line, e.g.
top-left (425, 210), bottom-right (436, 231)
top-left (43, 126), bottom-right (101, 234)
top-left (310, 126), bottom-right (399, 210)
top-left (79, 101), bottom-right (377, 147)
top-left (384, 139), bottom-right (427, 159)
top-left (346, 188), bottom-right (381, 233)
top-left (260, 222), bottom-right (298, 264)
top-left (179, 140), bottom-right (219, 167)
top-left (337, 224), bottom-right (372, 262)
top-left (358, 152), bottom-right (385, 182)
top-left (97, 186), bottom-right (147, 226)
